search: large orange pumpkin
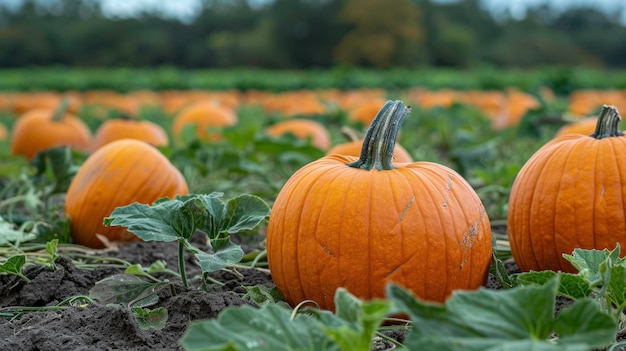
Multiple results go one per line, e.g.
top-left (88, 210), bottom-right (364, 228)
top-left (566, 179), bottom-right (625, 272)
top-left (10, 101), bottom-right (92, 160)
top-left (265, 119), bottom-right (331, 150)
top-left (65, 139), bottom-right (189, 248)
top-left (172, 102), bottom-right (237, 142)
top-left (508, 105), bottom-right (626, 273)
top-left (266, 100), bottom-right (492, 311)
top-left (91, 116), bottom-right (169, 152)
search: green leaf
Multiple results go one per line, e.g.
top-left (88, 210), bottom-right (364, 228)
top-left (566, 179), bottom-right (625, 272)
top-left (323, 288), bottom-right (391, 351)
top-left (0, 255), bottom-right (27, 275)
top-left (89, 274), bottom-right (165, 307)
top-left (387, 277), bottom-right (615, 350)
top-left (563, 246), bottom-right (615, 283)
top-left (242, 285), bottom-right (284, 306)
top-left (517, 271), bottom-right (591, 299)
top-left (45, 239), bottom-right (58, 261)
top-left (606, 261), bottom-right (626, 309)
top-left (0, 216), bottom-right (37, 245)
top-left (221, 194), bottom-right (271, 234)
top-left (132, 307), bottom-right (168, 330)
top-left (181, 287), bottom-right (391, 351)
top-left (104, 200), bottom-right (186, 242)
top-left (180, 304), bottom-right (342, 351)
top-left (192, 241), bottom-right (244, 273)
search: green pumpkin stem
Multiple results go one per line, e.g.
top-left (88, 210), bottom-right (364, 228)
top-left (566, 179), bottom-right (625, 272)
top-left (347, 100), bottom-right (411, 171)
top-left (51, 98), bottom-right (71, 123)
top-left (591, 105), bottom-right (623, 139)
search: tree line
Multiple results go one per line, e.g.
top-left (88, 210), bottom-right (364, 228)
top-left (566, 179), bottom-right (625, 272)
top-left (0, 0), bottom-right (625, 69)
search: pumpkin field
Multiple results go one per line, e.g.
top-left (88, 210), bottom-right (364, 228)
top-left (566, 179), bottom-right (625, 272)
top-left (2, 67), bottom-right (626, 350)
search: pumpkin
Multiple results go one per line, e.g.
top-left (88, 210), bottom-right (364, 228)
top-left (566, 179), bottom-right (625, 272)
top-left (65, 139), bottom-right (189, 248)
top-left (327, 139), bottom-right (413, 163)
top-left (348, 99), bottom-right (387, 125)
top-left (554, 116), bottom-right (600, 138)
top-left (10, 100), bottom-right (92, 160)
top-left (508, 105), bottom-right (626, 273)
top-left (172, 102), bottom-right (237, 142)
top-left (91, 115), bottom-right (169, 152)
top-left (266, 100), bottom-right (492, 311)
top-left (0, 122), bottom-right (7, 142)
top-left (265, 119), bottom-right (331, 150)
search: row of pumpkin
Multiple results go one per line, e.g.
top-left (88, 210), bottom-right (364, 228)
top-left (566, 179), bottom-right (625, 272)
top-left (0, 87), bottom-right (618, 160)
top-left (1, 89), bottom-right (624, 309)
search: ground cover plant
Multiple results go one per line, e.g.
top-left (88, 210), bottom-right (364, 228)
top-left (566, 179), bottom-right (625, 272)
top-left (1, 78), bottom-right (626, 350)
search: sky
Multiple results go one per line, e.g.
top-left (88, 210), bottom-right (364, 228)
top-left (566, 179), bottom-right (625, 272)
top-left (2, 0), bottom-right (626, 23)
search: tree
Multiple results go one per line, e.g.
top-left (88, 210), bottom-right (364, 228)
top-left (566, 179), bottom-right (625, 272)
top-left (333, 0), bottom-right (425, 67)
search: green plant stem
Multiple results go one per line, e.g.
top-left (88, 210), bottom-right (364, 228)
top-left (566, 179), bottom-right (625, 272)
top-left (179, 240), bottom-right (189, 289)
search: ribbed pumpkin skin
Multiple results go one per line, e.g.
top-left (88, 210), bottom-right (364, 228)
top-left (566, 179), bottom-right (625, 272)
top-left (508, 133), bottom-right (626, 273)
top-left (11, 109), bottom-right (92, 159)
top-left (65, 139), bottom-right (189, 248)
top-left (266, 154), bottom-right (492, 311)
top-left (92, 119), bottom-right (169, 152)
top-left (327, 139), bottom-right (413, 163)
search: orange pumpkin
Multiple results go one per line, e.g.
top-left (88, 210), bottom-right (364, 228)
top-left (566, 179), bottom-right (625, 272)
top-left (65, 139), bottom-right (189, 248)
top-left (0, 122), bottom-right (7, 142)
top-left (266, 100), bottom-right (492, 311)
top-left (554, 116), bottom-right (600, 137)
top-left (10, 101), bottom-right (92, 160)
top-left (172, 102), bottom-right (237, 142)
top-left (508, 105), bottom-right (626, 273)
top-left (265, 119), bottom-right (331, 150)
top-left (91, 116), bottom-right (169, 152)
top-left (348, 99), bottom-right (387, 125)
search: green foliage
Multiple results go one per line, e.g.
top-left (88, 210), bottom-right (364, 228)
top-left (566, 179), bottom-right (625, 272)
top-left (519, 244), bottom-right (626, 328)
top-left (387, 278), bottom-right (615, 350)
top-left (104, 192), bottom-right (270, 288)
top-left (180, 288), bottom-right (391, 351)
top-left (132, 307), bottom-right (168, 330)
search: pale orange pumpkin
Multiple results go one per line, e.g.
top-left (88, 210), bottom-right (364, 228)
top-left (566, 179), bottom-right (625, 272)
top-left (10, 101), bottom-right (92, 160)
top-left (265, 119), bottom-right (331, 150)
top-left (172, 102), bottom-right (237, 142)
top-left (65, 139), bottom-right (189, 248)
top-left (266, 100), bottom-right (492, 311)
top-left (91, 116), bottom-right (169, 152)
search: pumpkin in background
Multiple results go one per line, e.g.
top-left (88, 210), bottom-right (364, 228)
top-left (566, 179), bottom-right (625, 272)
top-left (554, 116), bottom-right (601, 137)
top-left (65, 139), bottom-right (189, 248)
top-left (0, 122), bottom-right (7, 141)
top-left (508, 105), bottom-right (626, 273)
top-left (348, 99), bottom-right (387, 125)
top-left (266, 100), bottom-right (492, 311)
top-left (172, 102), bottom-right (237, 142)
top-left (91, 115), bottom-right (169, 152)
top-left (10, 100), bottom-right (92, 160)
top-left (326, 125), bottom-right (413, 162)
top-left (265, 118), bottom-right (331, 150)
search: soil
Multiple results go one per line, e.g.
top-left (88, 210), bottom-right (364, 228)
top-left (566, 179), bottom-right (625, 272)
top-left (0, 233), bottom-right (522, 351)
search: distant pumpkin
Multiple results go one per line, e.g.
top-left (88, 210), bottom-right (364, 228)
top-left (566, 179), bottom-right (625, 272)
top-left (65, 139), bottom-right (189, 248)
top-left (10, 101), bottom-right (92, 160)
top-left (265, 119), bottom-right (331, 150)
top-left (92, 116), bottom-right (168, 152)
top-left (554, 116), bottom-right (600, 138)
top-left (172, 102), bottom-right (237, 142)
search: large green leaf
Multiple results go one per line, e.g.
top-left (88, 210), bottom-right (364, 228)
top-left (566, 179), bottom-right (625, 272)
top-left (104, 200), bottom-right (187, 242)
top-left (191, 241), bottom-right (244, 273)
top-left (517, 271), bottom-right (591, 299)
top-left (180, 288), bottom-right (390, 351)
top-left (387, 277), bottom-right (615, 351)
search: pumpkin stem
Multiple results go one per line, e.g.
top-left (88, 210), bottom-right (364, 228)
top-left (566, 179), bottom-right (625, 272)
top-left (347, 100), bottom-right (411, 171)
top-left (51, 98), bottom-right (71, 123)
top-left (591, 105), bottom-right (623, 139)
